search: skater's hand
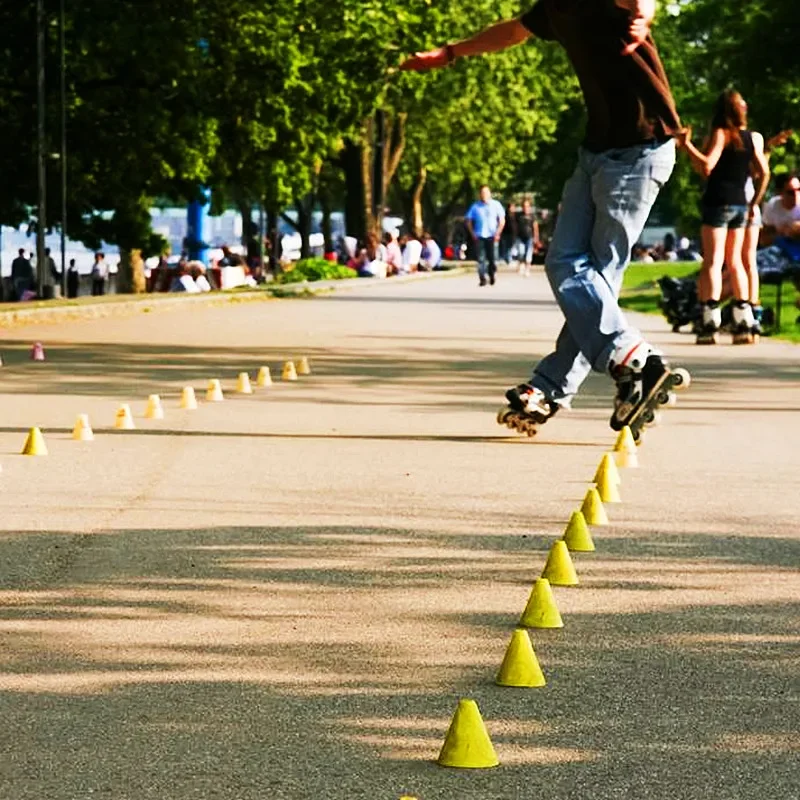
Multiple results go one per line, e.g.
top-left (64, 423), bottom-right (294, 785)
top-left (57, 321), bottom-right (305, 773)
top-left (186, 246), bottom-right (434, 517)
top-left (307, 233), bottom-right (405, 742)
top-left (399, 47), bottom-right (452, 72)
top-left (675, 127), bottom-right (692, 149)
top-left (621, 17), bottom-right (650, 55)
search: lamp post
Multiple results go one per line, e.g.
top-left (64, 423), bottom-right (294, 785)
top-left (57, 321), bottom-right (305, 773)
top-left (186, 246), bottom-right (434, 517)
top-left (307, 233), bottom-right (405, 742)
top-left (36, 0), bottom-right (47, 298)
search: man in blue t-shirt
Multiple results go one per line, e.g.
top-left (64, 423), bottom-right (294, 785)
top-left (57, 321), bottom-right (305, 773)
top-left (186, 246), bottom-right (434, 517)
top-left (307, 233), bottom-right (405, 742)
top-left (465, 185), bottom-right (506, 286)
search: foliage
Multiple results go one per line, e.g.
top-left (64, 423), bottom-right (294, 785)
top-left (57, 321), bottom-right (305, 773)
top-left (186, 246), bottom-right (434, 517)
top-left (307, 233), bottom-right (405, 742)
top-left (275, 258), bottom-right (356, 284)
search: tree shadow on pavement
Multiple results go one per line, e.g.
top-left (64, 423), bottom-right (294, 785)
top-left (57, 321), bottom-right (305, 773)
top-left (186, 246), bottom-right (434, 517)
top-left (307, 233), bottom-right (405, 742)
top-left (0, 523), bottom-right (797, 800)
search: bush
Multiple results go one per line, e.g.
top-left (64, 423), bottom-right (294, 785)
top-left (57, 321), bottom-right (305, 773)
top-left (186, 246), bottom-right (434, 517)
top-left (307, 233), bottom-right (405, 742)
top-left (275, 258), bottom-right (356, 284)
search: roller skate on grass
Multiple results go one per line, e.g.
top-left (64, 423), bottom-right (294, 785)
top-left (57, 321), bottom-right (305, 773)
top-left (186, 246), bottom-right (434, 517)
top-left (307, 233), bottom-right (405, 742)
top-left (497, 384), bottom-right (559, 438)
top-left (609, 342), bottom-right (690, 444)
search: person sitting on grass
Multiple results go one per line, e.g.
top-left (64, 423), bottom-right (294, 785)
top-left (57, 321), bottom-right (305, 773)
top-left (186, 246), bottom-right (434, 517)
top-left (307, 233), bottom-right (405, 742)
top-left (421, 232), bottom-right (442, 270)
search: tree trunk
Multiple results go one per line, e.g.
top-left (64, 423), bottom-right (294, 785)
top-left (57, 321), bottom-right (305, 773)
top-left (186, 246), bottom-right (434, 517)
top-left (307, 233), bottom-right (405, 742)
top-left (320, 190), bottom-right (333, 254)
top-left (342, 138), bottom-right (366, 241)
top-left (411, 164), bottom-right (427, 237)
top-left (295, 197), bottom-right (312, 260)
top-left (360, 116), bottom-right (376, 237)
top-left (118, 249), bottom-right (146, 294)
top-left (266, 207), bottom-right (282, 274)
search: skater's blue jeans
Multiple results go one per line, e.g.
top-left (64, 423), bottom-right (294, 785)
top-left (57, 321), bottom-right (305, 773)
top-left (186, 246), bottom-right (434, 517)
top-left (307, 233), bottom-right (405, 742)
top-left (532, 139), bottom-right (676, 406)
top-left (476, 237), bottom-right (498, 280)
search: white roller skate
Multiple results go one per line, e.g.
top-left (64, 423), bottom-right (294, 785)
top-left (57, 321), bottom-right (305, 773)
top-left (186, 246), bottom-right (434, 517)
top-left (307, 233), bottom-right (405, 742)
top-left (731, 302), bottom-right (756, 345)
top-left (497, 384), bottom-right (559, 438)
top-left (696, 303), bottom-right (721, 345)
top-left (609, 341), bottom-right (690, 443)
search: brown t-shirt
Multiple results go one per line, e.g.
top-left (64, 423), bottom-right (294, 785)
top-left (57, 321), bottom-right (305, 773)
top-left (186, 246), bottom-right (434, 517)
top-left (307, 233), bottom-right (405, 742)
top-left (521, 0), bottom-right (681, 152)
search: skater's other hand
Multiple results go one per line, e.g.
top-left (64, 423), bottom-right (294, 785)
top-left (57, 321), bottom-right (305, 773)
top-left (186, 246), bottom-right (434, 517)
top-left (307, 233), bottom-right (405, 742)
top-left (621, 17), bottom-right (650, 55)
top-left (399, 47), bottom-right (451, 72)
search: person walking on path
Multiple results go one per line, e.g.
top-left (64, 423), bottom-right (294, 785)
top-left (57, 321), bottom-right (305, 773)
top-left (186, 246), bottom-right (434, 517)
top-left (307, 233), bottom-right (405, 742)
top-left (402, 0), bottom-right (685, 434)
top-left (10, 248), bottom-right (34, 301)
top-left (465, 185), bottom-right (505, 287)
top-left (91, 252), bottom-right (108, 296)
top-left (515, 198), bottom-right (539, 277)
top-left (677, 90), bottom-right (770, 345)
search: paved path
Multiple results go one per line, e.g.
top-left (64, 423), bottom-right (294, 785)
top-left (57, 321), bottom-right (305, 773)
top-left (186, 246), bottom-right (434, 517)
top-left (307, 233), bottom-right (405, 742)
top-left (0, 269), bottom-right (798, 799)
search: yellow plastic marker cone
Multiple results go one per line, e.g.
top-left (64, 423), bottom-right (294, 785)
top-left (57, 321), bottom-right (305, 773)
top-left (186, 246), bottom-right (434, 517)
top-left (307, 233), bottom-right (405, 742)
top-left (519, 578), bottom-right (563, 629)
top-left (541, 540), bottom-right (579, 586)
top-left (236, 372), bottom-right (253, 394)
top-left (614, 446), bottom-right (639, 469)
top-left (594, 452), bottom-right (621, 486)
top-left (21, 427), bottom-right (48, 456)
top-left (437, 699), bottom-right (499, 769)
top-left (496, 629), bottom-right (546, 688)
top-left (596, 470), bottom-right (621, 504)
top-left (281, 361), bottom-right (298, 382)
top-left (295, 356), bottom-right (311, 376)
top-left (256, 366), bottom-right (272, 387)
top-left (114, 404), bottom-right (135, 430)
top-left (180, 386), bottom-right (198, 410)
top-left (206, 379), bottom-right (224, 402)
top-left (145, 394), bottom-right (164, 420)
top-left (615, 426), bottom-right (637, 455)
top-left (72, 414), bottom-right (94, 442)
top-left (562, 510), bottom-right (595, 553)
top-left (581, 487), bottom-right (609, 526)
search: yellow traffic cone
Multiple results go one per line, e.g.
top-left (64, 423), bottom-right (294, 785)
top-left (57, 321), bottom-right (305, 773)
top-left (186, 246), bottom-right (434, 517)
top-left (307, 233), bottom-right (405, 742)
top-left (256, 366), bottom-right (272, 387)
top-left (581, 487), bottom-right (609, 526)
top-left (72, 414), bottom-right (94, 441)
top-left (281, 361), bottom-right (298, 382)
top-left (21, 427), bottom-right (48, 456)
top-left (615, 426), bottom-right (637, 454)
top-left (180, 386), bottom-right (198, 410)
top-left (541, 540), bottom-right (579, 586)
top-left (614, 447), bottom-right (639, 469)
top-left (594, 452), bottom-right (621, 486)
top-left (145, 394), bottom-right (164, 420)
top-left (519, 578), bottom-right (563, 629)
top-left (562, 510), bottom-right (595, 553)
top-left (295, 356), bottom-right (311, 376)
top-left (236, 372), bottom-right (253, 394)
top-left (496, 629), bottom-right (546, 688)
top-left (206, 379), bottom-right (224, 402)
top-left (114, 404), bottom-right (135, 430)
top-left (596, 470), bottom-right (621, 504)
top-left (437, 699), bottom-right (499, 769)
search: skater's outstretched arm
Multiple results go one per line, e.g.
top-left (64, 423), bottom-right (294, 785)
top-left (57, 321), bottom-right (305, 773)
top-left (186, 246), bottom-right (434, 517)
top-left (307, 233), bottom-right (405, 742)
top-left (399, 19), bottom-right (531, 72)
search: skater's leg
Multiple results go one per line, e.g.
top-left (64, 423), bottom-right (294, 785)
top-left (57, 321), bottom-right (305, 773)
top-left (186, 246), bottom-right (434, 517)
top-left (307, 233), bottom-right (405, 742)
top-left (698, 224), bottom-right (727, 302)
top-left (742, 222), bottom-right (760, 303)
top-left (724, 227), bottom-right (749, 300)
top-left (488, 238), bottom-right (498, 283)
top-left (545, 141), bottom-right (676, 375)
top-left (476, 238), bottom-right (489, 283)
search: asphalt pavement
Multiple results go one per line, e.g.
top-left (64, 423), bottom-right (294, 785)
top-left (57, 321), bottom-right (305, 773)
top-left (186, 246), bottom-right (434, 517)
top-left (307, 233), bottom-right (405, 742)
top-left (0, 268), bottom-right (797, 800)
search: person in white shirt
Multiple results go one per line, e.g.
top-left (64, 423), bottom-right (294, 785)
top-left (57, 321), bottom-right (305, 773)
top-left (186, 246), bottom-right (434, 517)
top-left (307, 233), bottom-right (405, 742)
top-left (420, 233), bottom-right (442, 270)
top-left (402, 235), bottom-right (423, 273)
top-left (761, 174), bottom-right (800, 247)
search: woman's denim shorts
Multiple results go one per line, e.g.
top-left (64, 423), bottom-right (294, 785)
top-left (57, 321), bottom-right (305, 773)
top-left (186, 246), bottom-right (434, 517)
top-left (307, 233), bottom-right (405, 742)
top-left (701, 204), bottom-right (748, 229)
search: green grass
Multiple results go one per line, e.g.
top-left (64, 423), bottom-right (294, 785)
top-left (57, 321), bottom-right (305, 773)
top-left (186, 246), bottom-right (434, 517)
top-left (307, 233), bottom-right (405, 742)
top-left (619, 261), bottom-right (800, 344)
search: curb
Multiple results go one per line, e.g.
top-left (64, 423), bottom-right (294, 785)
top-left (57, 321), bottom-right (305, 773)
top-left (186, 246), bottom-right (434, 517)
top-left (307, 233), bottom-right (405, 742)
top-left (0, 264), bottom-right (472, 328)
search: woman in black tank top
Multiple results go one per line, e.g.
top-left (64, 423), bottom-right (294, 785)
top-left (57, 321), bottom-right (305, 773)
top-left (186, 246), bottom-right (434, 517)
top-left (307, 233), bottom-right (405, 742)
top-left (676, 90), bottom-right (770, 344)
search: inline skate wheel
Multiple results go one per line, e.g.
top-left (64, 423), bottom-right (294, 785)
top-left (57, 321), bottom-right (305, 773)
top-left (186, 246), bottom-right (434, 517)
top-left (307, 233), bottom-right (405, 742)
top-left (667, 392), bottom-right (678, 407)
top-left (672, 368), bottom-right (691, 389)
top-left (657, 390), bottom-right (670, 405)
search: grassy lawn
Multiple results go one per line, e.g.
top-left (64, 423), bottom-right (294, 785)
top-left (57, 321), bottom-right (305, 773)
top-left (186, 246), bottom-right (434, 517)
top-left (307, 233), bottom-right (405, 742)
top-left (620, 261), bottom-right (800, 344)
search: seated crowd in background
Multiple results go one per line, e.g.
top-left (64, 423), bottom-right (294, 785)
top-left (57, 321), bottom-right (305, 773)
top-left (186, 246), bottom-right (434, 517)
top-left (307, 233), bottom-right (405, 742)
top-left (340, 230), bottom-right (445, 278)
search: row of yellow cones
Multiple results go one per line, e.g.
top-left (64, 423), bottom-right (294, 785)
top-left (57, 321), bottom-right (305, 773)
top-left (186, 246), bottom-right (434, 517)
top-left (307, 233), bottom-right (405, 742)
top-left (18, 358), bottom-right (312, 455)
top-left (436, 427), bottom-right (638, 770)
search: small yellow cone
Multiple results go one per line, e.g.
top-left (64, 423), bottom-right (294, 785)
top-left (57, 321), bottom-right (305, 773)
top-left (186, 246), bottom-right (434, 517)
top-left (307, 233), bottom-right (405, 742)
top-left (206, 379), bottom-right (224, 402)
top-left (437, 699), bottom-right (499, 769)
top-left (614, 447), bottom-right (640, 469)
top-left (256, 366), bottom-right (272, 387)
top-left (145, 394), bottom-right (164, 420)
top-left (519, 578), bottom-right (563, 629)
top-left (21, 427), bottom-right (48, 456)
top-left (282, 361), bottom-right (298, 382)
top-left (180, 386), bottom-right (198, 410)
top-left (562, 510), bottom-right (595, 553)
top-left (72, 414), bottom-right (94, 442)
top-left (496, 629), bottom-right (546, 688)
top-left (614, 426), bottom-right (637, 455)
top-left (114, 404), bottom-right (135, 430)
top-left (594, 452), bottom-right (621, 486)
top-left (541, 540), bottom-right (579, 586)
top-left (295, 356), bottom-right (311, 376)
top-left (596, 470), bottom-right (621, 504)
top-left (236, 372), bottom-right (253, 394)
top-left (581, 487), bottom-right (609, 526)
